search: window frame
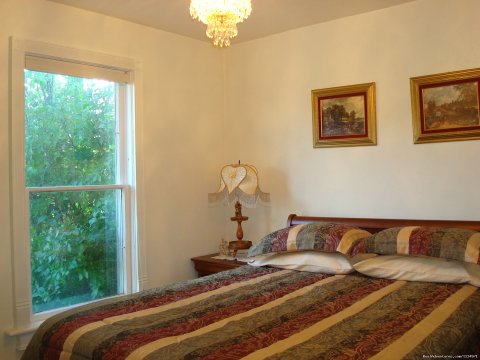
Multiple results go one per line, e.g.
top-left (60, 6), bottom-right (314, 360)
top-left (9, 38), bottom-right (146, 350)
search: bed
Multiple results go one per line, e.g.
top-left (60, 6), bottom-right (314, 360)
top-left (22, 214), bottom-right (480, 359)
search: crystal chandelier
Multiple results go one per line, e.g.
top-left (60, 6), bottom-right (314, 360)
top-left (190, 0), bottom-right (252, 48)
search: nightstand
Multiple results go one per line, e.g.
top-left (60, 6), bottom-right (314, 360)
top-left (191, 253), bottom-right (247, 277)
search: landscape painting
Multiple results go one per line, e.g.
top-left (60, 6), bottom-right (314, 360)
top-left (410, 68), bottom-right (480, 143)
top-left (422, 81), bottom-right (479, 131)
top-left (311, 82), bottom-right (376, 148)
top-left (320, 94), bottom-right (366, 137)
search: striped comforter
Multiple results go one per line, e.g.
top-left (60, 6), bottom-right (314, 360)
top-left (22, 266), bottom-right (480, 360)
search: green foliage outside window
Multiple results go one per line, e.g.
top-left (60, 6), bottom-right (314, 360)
top-left (25, 70), bottom-right (123, 313)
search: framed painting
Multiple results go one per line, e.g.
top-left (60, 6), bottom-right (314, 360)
top-left (311, 82), bottom-right (376, 148)
top-left (410, 68), bottom-right (480, 144)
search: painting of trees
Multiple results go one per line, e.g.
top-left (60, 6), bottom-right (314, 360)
top-left (422, 81), bottom-right (479, 130)
top-left (312, 82), bottom-right (376, 147)
top-left (320, 95), bottom-right (366, 137)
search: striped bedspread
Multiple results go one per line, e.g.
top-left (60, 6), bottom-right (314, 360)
top-left (22, 266), bottom-right (480, 360)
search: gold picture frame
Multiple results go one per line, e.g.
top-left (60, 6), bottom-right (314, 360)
top-left (410, 68), bottom-right (480, 144)
top-left (311, 82), bottom-right (376, 148)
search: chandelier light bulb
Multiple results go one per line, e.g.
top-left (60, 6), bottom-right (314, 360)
top-left (190, 0), bottom-right (252, 48)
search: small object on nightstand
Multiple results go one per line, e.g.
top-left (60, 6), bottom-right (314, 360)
top-left (232, 249), bottom-right (249, 261)
top-left (219, 238), bottom-right (230, 256)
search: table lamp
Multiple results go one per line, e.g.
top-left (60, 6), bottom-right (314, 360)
top-left (209, 162), bottom-right (270, 254)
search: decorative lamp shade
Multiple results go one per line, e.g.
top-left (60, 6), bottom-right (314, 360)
top-left (208, 163), bottom-right (270, 208)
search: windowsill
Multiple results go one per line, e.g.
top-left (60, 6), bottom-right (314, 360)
top-left (5, 291), bottom-right (133, 350)
top-left (5, 321), bottom-right (43, 351)
top-left (5, 321), bottom-right (42, 337)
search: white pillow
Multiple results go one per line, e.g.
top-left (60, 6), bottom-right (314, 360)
top-left (353, 255), bottom-right (471, 284)
top-left (247, 251), bottom-right (375, 274)
top-left (463, 262), bottom-right (480, 287)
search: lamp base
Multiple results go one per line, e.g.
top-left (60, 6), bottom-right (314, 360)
top-left (228, 240), bottom-right (252, 257)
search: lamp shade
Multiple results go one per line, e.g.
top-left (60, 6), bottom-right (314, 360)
top-left (208, 163), bottom-right (270, 208)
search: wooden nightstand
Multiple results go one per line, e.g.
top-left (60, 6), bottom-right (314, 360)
top-left (191, 253), bottom-right (246, 277)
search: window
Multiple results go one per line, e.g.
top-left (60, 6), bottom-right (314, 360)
top-left (9, 39), bottom-right (142, 345)
top-left (25, 66), bottom-right (128, 313)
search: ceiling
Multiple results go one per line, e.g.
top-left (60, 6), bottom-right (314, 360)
top-left (48, 0), bottom-right (416, 44)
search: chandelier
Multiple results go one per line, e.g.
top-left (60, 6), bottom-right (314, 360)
top-left (190, 0), bottom-right (252, 48)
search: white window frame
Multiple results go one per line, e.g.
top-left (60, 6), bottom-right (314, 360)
top-left (8, 38), bottom-right (146, 350)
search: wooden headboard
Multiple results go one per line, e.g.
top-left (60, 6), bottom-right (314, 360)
top-left (287, 214), bottom-right (480, 233)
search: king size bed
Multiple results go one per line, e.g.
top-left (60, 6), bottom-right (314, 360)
top-left (22, 214), bottom-right (480, 359)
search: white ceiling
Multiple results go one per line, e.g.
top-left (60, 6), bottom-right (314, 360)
top-left (48, 0), bottom-right (416, 44)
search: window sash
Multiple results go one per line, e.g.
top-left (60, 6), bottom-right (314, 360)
top-left (24, 70), bottom-right (121, 188)
top-left (27, 184), bottom-right (126, 192)
top-left (27, 186), bottom-right (128, 316)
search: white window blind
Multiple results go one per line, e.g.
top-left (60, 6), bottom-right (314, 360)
top-left (25, 55), bottom-right (130, 83)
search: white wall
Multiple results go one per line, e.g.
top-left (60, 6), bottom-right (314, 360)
top-left (0, 0), bottom-right (224, 358)
top-left (2, 0), bottom-right (480, 358)
top-left (224, 0), bottom-right (480, 242)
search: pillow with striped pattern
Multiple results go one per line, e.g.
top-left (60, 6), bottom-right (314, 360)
top-left (351, 226), bottom-right (480, 265)
top-left (247, 222), bottom-right (371, 257)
